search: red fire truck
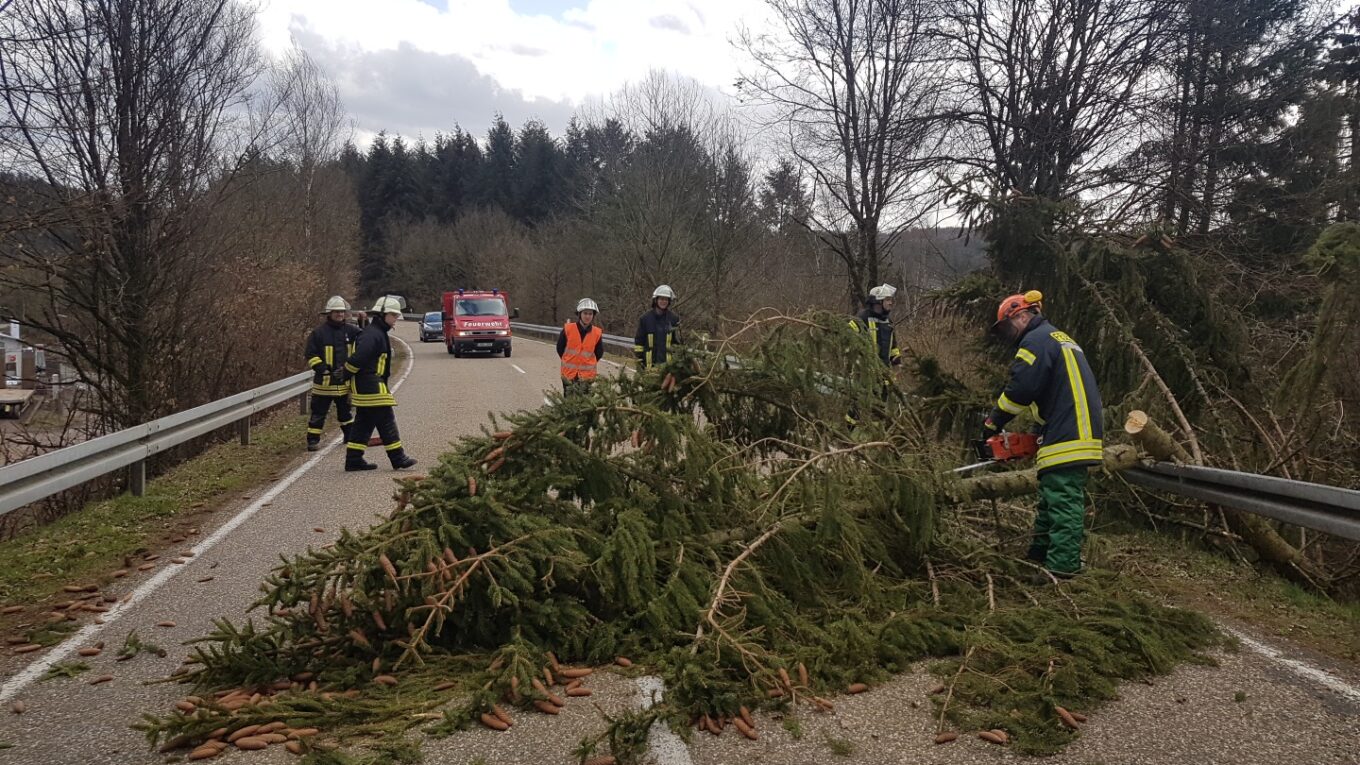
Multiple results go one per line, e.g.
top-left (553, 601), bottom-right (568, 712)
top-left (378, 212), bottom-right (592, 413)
top-left (441, 289), bottom-right (516, 357)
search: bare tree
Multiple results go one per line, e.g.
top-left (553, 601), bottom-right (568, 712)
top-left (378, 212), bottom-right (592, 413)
top-left (582, 72), bottom-right (757, 327)
top-left (0, 0), bottom-right (260, 428)
top-left (594, 70), bottom-right (728, 141)
top-left (272, 44), bottom-right (354, 290)
top-left (738, 0), bottom-right (949, 306)
top-left (938, 0), bottom-right (1175, 201)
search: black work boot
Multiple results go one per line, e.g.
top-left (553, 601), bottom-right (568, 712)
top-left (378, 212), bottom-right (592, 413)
top-left (345, 448), bottom-right (377, 471)
top-left (390, 452), bottom-right (418, 470)
top-left (306, 440), bottom-right (320, 452)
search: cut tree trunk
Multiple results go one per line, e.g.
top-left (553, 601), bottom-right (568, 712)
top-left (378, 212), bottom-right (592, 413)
top-left (950, 444), bottom-right (1140, 502)
top-left (1124, 410), bottom-right (1191, 463)
top-left (1125, 412), bottom-right (1325, 586)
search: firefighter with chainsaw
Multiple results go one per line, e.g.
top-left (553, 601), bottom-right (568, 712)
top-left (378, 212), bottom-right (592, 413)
top-left (982, 290), bottom-right (1103, 579)
top-left (634, 285), bottom-right (680, 369)
top-left (304, 296), bottom-right (361, 452)
top-left (342, 296), bottom-right (417, 472)
top-left (558, 298), bottom-right (605, 398)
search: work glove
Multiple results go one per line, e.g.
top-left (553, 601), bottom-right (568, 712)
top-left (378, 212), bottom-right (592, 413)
top-left (332, 368), bottom-right (348, 385)
top-left (980, 418), bottom-right (999, 441)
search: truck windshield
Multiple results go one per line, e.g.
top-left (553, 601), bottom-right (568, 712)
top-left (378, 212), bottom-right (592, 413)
top-left (455, 299), bottom-right (507, 317)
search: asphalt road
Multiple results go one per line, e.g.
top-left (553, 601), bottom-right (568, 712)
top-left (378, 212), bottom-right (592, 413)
top-left (0, 323), bottom-right (1357, 765)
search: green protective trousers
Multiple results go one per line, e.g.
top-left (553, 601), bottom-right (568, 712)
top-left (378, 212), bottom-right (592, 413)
top-left (1026, 466), bottom-right (1089, 575)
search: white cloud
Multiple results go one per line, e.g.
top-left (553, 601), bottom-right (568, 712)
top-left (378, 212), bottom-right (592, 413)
top-left (256, 0), bottom-right (773, 137)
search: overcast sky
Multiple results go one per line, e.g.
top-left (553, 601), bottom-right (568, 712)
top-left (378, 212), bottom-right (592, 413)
top-left (256, 0), bottom-right (773, 144)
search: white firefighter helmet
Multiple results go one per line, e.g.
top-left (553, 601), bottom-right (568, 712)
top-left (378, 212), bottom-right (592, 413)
top-left (369, 295), bottom-right (404, 316)
top-left (576, 298), bottom-right (599, 314)
top-left (322, 295), bottom-right (350, 313)
top-left (652, 284), bottom-right (676, 300)
top-left (867, 284), bottom-right (898, 303)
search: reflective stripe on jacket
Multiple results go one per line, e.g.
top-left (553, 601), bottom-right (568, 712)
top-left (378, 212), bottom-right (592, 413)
top-left (560, 321), bottom-right (603, 381)
top-left (304, 321), bottom-right (361, 396)
top-left (344, 321), bottom-right (397, 408)
top-left (987, 317), bottom-right (1104, 473)
top-left (634, 311), bottom-right (680, 368)
top-left (848, 309), bottom-right (901, 366)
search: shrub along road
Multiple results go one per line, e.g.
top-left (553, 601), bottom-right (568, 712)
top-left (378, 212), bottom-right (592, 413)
top-left (0, 323), bottom-right (1356, 764)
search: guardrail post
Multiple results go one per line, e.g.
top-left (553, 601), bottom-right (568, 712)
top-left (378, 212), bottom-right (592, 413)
top-left (238, 416), bottom-right (251, 445)
top-left (298, 391), bottom-right (308, 415)
top-left (129, 460), bottom-right (146, 497)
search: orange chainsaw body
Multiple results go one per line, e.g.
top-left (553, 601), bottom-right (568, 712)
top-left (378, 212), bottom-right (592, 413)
top-left (977, 432), bottom-right (1039, 462)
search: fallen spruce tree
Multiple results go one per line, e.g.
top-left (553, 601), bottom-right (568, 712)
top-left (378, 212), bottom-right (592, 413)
top-left (139, 313), bottom-right (1221, 761)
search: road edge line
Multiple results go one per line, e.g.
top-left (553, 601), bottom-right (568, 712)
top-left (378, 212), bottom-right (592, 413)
top-left (0, 334), bottom-right (417, 703)
top-left (1226, 626), bottom-right (1360, 705)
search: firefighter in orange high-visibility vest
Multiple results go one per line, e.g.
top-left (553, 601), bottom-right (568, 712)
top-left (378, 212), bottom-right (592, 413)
top-left (557, 298), bottom-right (605, 398)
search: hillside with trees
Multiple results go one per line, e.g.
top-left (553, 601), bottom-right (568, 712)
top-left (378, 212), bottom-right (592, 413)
top-left (2, 0), bottom-right (1358, 589)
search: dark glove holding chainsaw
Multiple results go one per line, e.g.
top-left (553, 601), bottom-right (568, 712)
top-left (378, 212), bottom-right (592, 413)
top-left (980, 417), bottom-right (1000, 441)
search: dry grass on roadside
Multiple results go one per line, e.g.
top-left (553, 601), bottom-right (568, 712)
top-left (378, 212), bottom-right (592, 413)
top-left (0, 409), bottom-right (309, 629)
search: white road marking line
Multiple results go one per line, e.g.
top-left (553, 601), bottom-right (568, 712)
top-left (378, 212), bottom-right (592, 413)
top-left (0, 335), bottom-right (418, 703)
top-left (635, 676), bottom-right (694, 765)
top-left (1226, 626), bottom-right (1360, 704)
top-left (511, 364), bottom-right (527, 375)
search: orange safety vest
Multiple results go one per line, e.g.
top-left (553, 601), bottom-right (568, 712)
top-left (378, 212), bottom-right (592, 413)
top-left (561, 321), bottom-right (603, 381)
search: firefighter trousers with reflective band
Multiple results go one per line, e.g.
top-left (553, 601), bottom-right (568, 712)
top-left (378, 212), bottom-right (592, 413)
top-left (345, 406), bottom-right (409, 466)
top-left (308, 394), bottom-right (353, 445)
top-left (1026, 466), bottom-right (1088, 575)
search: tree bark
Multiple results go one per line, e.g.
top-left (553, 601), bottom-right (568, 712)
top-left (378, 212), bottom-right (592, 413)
top-left (1123, 410), bottom-right (1191, 463)
top-left (1122, 413), bottom-right (1326, 586)
top-left (948, 444), bottom-right (1140, 502)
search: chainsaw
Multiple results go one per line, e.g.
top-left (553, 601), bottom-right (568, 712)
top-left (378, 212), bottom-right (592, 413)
top-left (950, 431), bottom-right (1039, 475)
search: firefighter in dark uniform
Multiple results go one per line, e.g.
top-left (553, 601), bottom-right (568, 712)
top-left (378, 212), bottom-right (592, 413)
top-left (983, 290), bottom-right (1103, 578)
top-left (848, 284), bottom-right (903, 367)
top-left (343, 296), bottom-right (417, 472)
top-left (634, 284), bottom-right (680, 369)
top-left (845, 284), bottom-right (902, 425)
top-left (304, 296), bottom-right (361, 452)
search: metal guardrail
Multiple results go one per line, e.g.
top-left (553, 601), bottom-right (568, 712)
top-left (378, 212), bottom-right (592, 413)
top-left (511, 322), bottom-right (636, 352)
top-left (0, 372), bottom-right (312, 517)
top-left (1125, 463), bottom-right (1360, 542)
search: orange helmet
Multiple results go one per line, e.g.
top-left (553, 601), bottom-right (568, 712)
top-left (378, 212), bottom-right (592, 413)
top-left (995, 290), bottom-right (1043, 322)
top-left (990, 290), bottom-right (1043, 337)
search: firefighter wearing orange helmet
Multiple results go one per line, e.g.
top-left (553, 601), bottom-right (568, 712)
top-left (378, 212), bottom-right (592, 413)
top-left (983, 290), bottom-right (1103, 579)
